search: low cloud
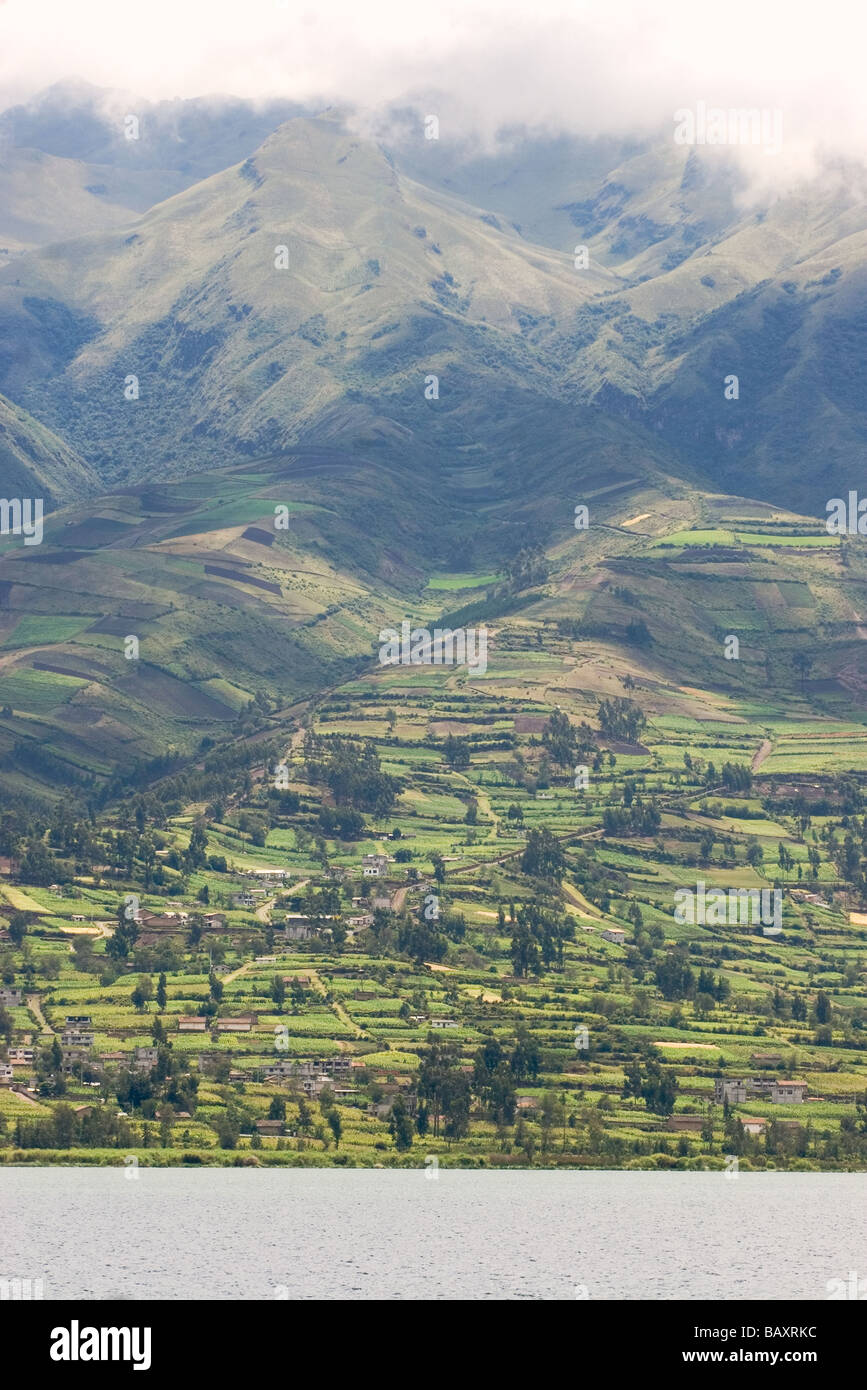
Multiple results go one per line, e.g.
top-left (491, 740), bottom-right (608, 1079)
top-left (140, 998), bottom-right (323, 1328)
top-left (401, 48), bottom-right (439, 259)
top-left (0, 0), bottom-right (863, 176)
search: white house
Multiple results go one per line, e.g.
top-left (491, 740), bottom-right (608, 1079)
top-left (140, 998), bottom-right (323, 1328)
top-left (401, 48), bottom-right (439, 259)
top-left (741, 1117), bottom-right (767, 1136)
top-left (771, 1080), bottom-right (808, 1104)
top-left (362, 854), bottom-right (389, 878)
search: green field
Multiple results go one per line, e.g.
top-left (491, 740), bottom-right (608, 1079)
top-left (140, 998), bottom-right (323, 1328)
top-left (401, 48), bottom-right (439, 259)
top-left (0, 667), bottom-right (88, 711)
top-left (1, 616), bottom-right (92, 648)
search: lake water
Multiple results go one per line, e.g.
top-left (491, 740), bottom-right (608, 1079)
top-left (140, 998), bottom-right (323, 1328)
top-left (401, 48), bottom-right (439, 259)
top-left (1, 1169), bottom-right (864, 1300)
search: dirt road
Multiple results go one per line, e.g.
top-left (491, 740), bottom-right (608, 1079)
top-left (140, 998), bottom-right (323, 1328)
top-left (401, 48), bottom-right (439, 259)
top-left (752, 738), bottom-right (773, 771)
top-left (27, 994), bottom-right (52, 1035)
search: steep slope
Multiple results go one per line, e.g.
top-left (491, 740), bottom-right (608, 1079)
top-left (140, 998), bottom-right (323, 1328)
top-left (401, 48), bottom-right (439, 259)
top-left (1, 101), bottom-right (866, 515)
top-left (0, 112), bottom-right (622, 487)
top-left (516, 147), bottom-right (867, 513)
top-left (0, 451), bottom-right (422, 802)
top-left (0, 82), bottom-right (306, 209)
top-left (3, 448), bottom-right (866, 807)
top-left (0, 393), bottom-right (97, 504)
top-left (0, 148), bottom-right (143, 263)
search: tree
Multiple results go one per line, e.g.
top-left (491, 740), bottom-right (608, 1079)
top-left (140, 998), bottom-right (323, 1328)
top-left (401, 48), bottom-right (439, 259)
top-left (186, 822), bottom-right (208, 870)
top-left (388, 1095), bottom-right (413, 1151)
top-left (514, 1116), bottom-right (536, 1164)
top-left (655, 951), bottom-right (695, 1001)
top-left (214, 1109), bottom-right (240, 1149)
top-left (53, 1103), bottom-right (75, 1148)
top-left (597, 697), bottom-right (646, 744)
top-left (520, 826), bottom-right (565, 880)
top-left (156, 973), bottom-right (167, 1011)
top-left (623, 1058), bottom-right (677, 1115)
top-left (792, 651), bottom-right (813, 692)
top-left (419, 1040), bottom-right (462, 1138)
top-left (746, 841), bottom-right (764, 871)
top-left (441, 1072), bottom-right (471, 1142)
top-left (326, 1110), bottom-right (342, 1149)
top-left (107, 907), bottom-right (138, 960)
top-left (503, 544), bottom-right (549, 592)
top-left (539, 1091), bottom-right (558, 1150)
top-left (510, 903), bottom-right (573, 975)
top-left (19, 839), bottom-right (56, 886)
top-left (510, 1027), bottom-right (540, 1081)
top-left (8, 913), bottom-right (27, 948)
top-left (269, 1096), bottom-right (286, 1120)
top-left (721, 762), bottom-right (752, 792)
top-left (473, 1055), bottom-right (516, 1126)
top-left (510, 922), bottom-right (541, 978)
top-left (271, 975), bottom-right (287, 1011)
top-left (159, 1107), bottom-right (174, 1149)
top-left (130, 975), bottom-right (153, 1012)
top-left (442, 735), bottom-right (470, 770)
top-left (305, 736), bottom-right (399, 816)
top-left (542, 710), bottom-right (577, 769)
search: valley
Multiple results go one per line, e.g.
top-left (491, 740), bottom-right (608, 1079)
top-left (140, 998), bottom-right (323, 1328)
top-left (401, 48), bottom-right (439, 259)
top-left (2, 463), bottom-right (867, 1170)
top-left (1, 89), bottom-right (867, 1174)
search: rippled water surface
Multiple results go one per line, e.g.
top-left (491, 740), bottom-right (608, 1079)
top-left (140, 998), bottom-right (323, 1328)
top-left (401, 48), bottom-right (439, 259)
top-left (2, 1169), bottom-right (864, 1299)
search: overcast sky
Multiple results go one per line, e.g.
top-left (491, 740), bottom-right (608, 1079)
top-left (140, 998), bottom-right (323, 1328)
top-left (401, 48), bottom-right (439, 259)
top-left (0, 0), bottom-right (864, 161)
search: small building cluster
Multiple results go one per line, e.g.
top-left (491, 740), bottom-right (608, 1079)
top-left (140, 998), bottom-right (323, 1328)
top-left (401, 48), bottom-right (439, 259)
top-left (714, 1077), bottom-right (809, 1105)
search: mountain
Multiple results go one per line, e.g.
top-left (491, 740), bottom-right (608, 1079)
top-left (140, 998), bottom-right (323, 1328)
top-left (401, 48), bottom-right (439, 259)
top-left (0, 111), bottom-right (647, 495)
top-left (0, 81), bottom-right (307, 211)
top-left (553, 153), bottom-right (867, 513)
top-left (0, 100), bottom-right (865, 519)
top-left (0, 392), bottom-right (97, 502)
top-left (1, 431), bottom-right (865, 806)
top-left (0, 91), bottom-right (866, 519)
top-left (0, 147), bottom-right (142, 263)
top-left (4, 89), bottom-right (867, 1191)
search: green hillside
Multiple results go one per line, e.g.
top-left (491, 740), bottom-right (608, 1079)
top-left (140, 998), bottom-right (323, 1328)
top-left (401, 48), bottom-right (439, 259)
top-left (1, 448), bottom-right (866, 806)
top-left (0, 392), bottom-right (98, 503)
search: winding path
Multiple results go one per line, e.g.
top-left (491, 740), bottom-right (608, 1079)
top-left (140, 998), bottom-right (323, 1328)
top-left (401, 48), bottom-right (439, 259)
top-left (752, 738), bottom-right (773, 772)
top-left (26, 993), bottom-right (52, 1036)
